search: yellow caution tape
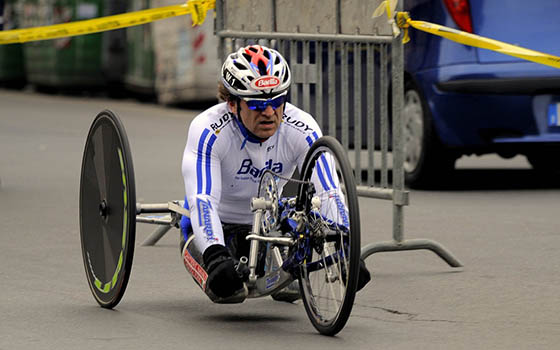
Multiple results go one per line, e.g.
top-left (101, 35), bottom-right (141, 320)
top-left (395, 12), bottom-right (410, 44)
top-left (0, 0), bottom-right (215, 45)
top-left (402, 13), bottom-right (560, 69)
top-left (373, 0), bottom-right (560, 69)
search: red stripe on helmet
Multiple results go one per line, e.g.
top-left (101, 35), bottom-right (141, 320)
top-left (244, 45), bottom-right (270, 75)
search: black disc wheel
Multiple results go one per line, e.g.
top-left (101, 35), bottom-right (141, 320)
top-left (296, 136), bottom-right (360, 336)
top-left (79, 110), bottom-right (136, 309)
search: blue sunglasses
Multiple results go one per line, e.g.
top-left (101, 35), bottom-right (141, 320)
top-left (243, 94), bottom-right (287, 111)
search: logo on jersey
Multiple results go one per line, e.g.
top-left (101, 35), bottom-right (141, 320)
top-left (331, 194), bottom-right (350, 229)
top-left (210, 113), bottom-right (231, 133)
top-left (196, 198), bottom-right (217, 243)
top-left (250, 76), bottom-right (280, 90)
top-left (237, 159), bottom-right (283, 178)
top-left (284, 116), bottom-right (315, 133)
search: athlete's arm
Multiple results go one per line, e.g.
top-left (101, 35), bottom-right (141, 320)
top-left (293, 113), bottom-right (348, 227)
top-left (182, 118), bottom-right (225, 254)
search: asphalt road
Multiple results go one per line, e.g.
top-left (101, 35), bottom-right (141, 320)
top-left (1, 89), bottom-right (559, 350)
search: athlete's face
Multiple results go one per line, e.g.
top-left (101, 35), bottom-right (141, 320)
top-left (232, 99), bottom-right (284, 139)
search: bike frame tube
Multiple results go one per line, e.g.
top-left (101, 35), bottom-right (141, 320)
top-left (248, 210), bottom-right (262, 284)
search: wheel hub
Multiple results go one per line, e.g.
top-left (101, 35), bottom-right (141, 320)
top-left (99, 200), bottom-right (108, 219)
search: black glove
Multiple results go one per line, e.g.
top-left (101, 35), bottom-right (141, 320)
top-left (203, 244), bottom-right (244, 298)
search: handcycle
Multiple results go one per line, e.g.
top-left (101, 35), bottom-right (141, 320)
top-left (79, 109), bottom-right (361, 336)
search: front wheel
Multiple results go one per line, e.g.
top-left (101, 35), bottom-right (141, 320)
top-left (296, 136), bottom-right (360, 336)
top-left (526, 151), bottom-right (560, 172)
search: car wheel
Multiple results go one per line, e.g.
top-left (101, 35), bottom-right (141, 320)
top-left (403, 80), bottom-right (456, 188)
top-left (526, 152), bottom-right (560, 172)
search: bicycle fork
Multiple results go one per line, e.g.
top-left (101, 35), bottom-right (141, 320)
top-left (246, 197), bottom-right (295, 285)
top-left (248, 207), bottom-right (263, 285)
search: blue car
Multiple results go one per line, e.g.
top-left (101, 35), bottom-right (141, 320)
top-left (403, 0), bottom-right (560, 187)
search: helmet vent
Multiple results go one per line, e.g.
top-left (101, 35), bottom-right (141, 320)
top-left (242, 53), bottom-right (252, 61)
top-left (233, 80), bottom-right (247, 90)
top-left (283, 70), bottom-right (290, 83)
top-left (257, 61), bottom-right (268, 75)
top-left (248, 46), bottom-right (259, 53)
top-left (263, 50), bottom-right (271, 59)
top-left (275, 56), bottom-right (281, 64)
top-left (234, 61), bottom-right (247, 70)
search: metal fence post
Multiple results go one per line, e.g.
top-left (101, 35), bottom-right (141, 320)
top-left (359, 1), bottom-right (462, 267)
top-left (154, 0), bottom-right (464, 269)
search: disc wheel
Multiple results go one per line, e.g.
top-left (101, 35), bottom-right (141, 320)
top-left (79, 110), bottom-right (136, 309)
top-left (296, 136), bottom-right (360, 336)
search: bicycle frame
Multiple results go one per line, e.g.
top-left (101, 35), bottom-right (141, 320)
top-left (136, 196), bottom-right (297, 303)
top-left (136, 186), bottom-right (350, 303)
top-left (80, 110), bottom-right (363, 334)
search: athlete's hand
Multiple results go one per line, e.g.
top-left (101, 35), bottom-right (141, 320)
top-left (203, 245), bottom-right (244, 298)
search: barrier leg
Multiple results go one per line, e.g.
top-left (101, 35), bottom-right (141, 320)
top-left (361, 239), bottom-right (463, 268)
top-left (359, 21), bottom-right (462, 270)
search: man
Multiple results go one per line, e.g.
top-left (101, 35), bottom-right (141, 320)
top-left (180, 45), bottom-right (370, 300)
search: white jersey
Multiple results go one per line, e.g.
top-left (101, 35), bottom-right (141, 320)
top-left (182, 102), bottom-right (342, 254)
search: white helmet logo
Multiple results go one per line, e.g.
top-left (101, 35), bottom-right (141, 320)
top-left (251, 76), bottom-right (280, 90)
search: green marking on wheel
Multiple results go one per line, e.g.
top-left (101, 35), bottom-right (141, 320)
top-left (112, 252), bottom-right (123, 288)
top-left (118, 148), bottom-right (128, 250)
top-left (122, 213), bottom-right (127, 248)
top-left (119, 148), bottom-right (127, 189)
top-left (92, 147), bottom-right (129, 294)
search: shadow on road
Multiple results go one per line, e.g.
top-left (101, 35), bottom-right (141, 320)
top-left (120, 298), bottom-right (299, 325)
top-left (199, 313), bottom-right (295, 323)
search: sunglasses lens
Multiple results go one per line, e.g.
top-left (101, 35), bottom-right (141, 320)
top-left (245, 95), bottom-right (286, 111)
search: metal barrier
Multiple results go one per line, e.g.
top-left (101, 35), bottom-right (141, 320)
top-left (215, 0), bottom-right (462, 267)
top-left (142, 0), bottom-right (462, 268)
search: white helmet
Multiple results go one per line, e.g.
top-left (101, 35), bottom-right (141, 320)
top-left (221, 45), bottom-right (291, 98)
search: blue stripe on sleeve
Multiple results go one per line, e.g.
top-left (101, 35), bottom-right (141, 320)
top-left (305, 135), bottom-right (314, 146)
top-left (196, 129), bottom-right (210, 194)
top-left (305, 132), bottom-right (330, 190)
top-left (205, 134), bottom-right (217, 195)
top-left (320, 154), bottom-right (337, 189)
top-left (316, 163), bottom-right (331, 191)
